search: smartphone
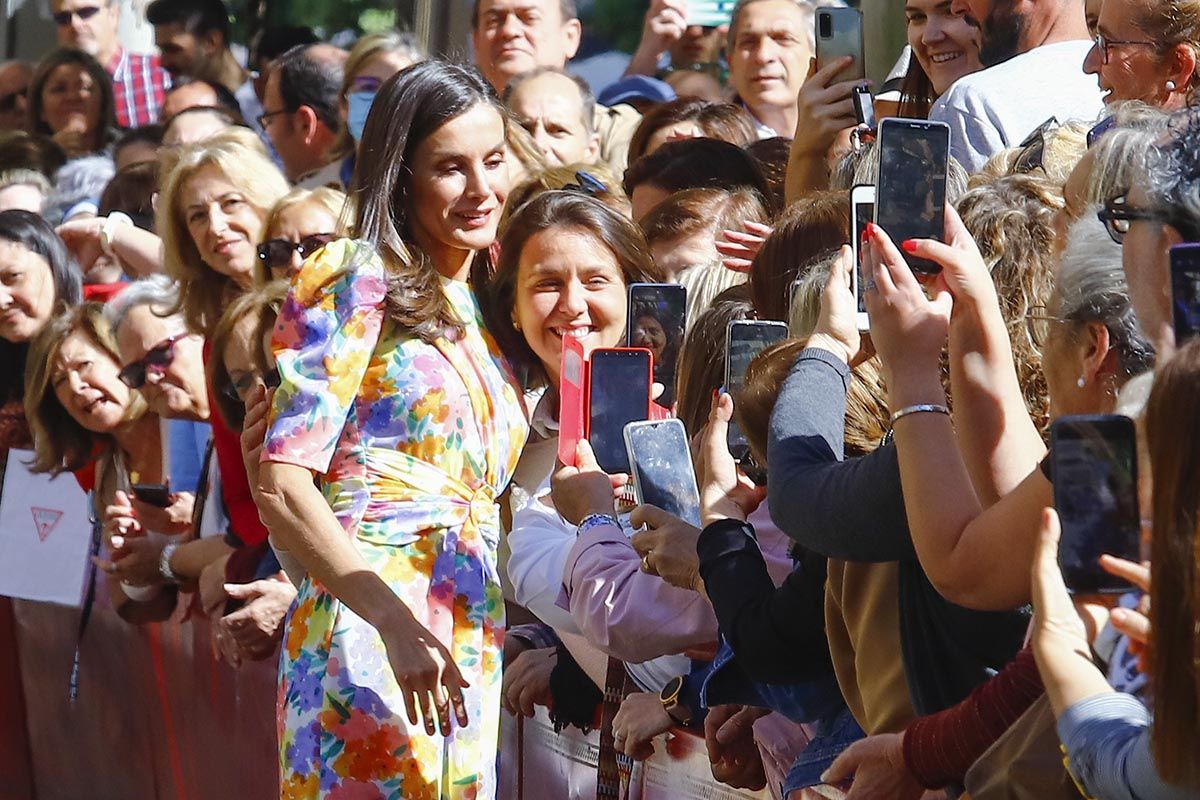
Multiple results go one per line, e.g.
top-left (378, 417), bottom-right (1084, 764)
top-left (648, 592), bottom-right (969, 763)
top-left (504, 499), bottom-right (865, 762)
top-left (874, 118), bottom-right (950, 275)
top-left (628, 283), bottom-right (687, 408)
top-left (725, 320), bottom-right (789, 460)
top-left (132, 483), bottom-right (171, 508)
top-left (586, 348), bottom-right (653, 474)
top-left (1050, 415), bottom-right (1141, 594)
top-left (815, 7), bottom-right (865, 82)
top-left (852, 85), bottom-right (876, 131)
top-left (624, 419), bottom-right (702, 527)
top-left (558, 332), bottom-right (586, 467)
top-left (687, 0), bottom-right (734, 27)
top-left (850, 184), bottom-right (874, 331)
top-left (1170, 243), bottom-right (1200, 345)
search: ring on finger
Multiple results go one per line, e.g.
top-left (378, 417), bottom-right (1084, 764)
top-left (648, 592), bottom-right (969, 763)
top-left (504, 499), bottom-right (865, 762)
top-left (641, 554), bottom-right (653, 573)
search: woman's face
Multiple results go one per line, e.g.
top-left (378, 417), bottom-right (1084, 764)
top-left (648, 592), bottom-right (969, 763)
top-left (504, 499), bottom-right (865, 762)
top-left (181, 163), bottom-right (268, 288)
top-left (263, 200), bottom-right (339, 279)
top-left (221, 312), bottom-right (262, 405)
top-left (339, 51), bottom-right (414, 129)
top-left (115, 304), bottom-right (208, 422)
top-left (1082, 0), bottom-right (1173, 106)
top-left (632, 313), bottom-right (667, 360)
top-left (512, 225), bottom-right (628, 386)
top-left (408, 103), bottom-right (509, 277)
top-left (0, 240), bottom-right (55, 342)
top-left (51, 330), bottom-right (131, 433)
top-left (40, 63), bottom-right (101, 136)
top-left (905, 0), bottom-right (983, 96)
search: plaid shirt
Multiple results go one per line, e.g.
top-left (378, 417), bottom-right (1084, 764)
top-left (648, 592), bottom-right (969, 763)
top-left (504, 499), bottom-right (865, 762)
top-left (108, 49), bottom-right (171, 129)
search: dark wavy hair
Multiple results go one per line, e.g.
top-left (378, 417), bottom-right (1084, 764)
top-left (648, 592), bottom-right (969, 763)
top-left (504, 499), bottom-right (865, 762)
top-left (27, 49), bottom-right (118, 153)
top-left (476, 191), bottom-right (664, 389)
top-left (0, 209), bottom-right (83, 403)
top-left (350, 60), bottom-right (504, 344)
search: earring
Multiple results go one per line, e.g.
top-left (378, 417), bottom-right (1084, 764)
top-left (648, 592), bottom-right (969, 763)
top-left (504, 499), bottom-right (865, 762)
top-left (1077, 375), bottom-right (1087, 388)
top-left (1167, 80), bottom-right (1178, 91)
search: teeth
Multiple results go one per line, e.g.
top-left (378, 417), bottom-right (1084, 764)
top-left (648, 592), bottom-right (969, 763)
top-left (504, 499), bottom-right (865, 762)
top-left (554, 328), bottom-right (591, 339)
top-left (930, 52), bottom-right (961, 63)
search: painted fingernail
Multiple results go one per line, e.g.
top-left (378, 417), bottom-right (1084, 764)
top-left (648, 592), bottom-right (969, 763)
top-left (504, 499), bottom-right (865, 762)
top-left (901, 240), bottom-right (918, 253)
top-left (865, 222), bottom-right (878, 237)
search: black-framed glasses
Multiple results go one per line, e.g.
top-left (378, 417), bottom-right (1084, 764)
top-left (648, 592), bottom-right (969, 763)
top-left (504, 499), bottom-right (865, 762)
top-left (1013, 116), bottom-right (1059, 174)
top-left (257, 233), bottom-right (334, 271)
top-left (52, 5), bottom-right (103, 25)
top-left (119, 333), bottom-right (187, 388)
top-left (1098, 195), bottom-right (1166, 243)
top-left (256, 108), bottom-right (290, 129)
top-left (1091, 32), bottom-right (1157, 65)
top-left (1025, 305), bottom-right (1070, 349)
top-left (221, 367), bottom-right (280, 403)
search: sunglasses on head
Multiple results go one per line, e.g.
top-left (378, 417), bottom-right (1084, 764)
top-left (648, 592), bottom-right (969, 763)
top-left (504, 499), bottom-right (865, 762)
top-left (52, 5), bottom-right (103, 25)
top-left (257, 233), bottom-right (334, 271)
top-left (119, 333), bottom-right (186, 388)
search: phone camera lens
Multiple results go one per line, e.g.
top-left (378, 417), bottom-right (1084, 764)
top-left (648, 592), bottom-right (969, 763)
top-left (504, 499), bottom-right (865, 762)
top-left (818, 13), bottom-right (831, 38)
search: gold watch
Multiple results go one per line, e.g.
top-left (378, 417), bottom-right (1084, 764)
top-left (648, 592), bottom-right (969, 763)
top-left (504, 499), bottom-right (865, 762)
top-left (660, 675), bottom-right (692, 725)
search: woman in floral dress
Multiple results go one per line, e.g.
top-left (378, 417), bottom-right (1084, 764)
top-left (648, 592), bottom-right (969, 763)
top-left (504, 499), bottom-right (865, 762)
top-left (254, 61), bottom-right (527, 800)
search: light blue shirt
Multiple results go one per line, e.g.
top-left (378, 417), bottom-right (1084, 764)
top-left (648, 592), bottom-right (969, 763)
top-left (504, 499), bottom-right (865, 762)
top-left (166, 418), bottom-right (210, 493)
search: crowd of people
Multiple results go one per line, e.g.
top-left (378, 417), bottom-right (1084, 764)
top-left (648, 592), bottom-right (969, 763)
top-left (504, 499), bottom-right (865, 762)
top-left (0, 0), bottom-right (1198, 797)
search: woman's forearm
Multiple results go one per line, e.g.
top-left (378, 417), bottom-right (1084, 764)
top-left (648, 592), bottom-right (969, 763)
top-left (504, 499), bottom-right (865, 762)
top-left (171, 536), bottom-right (234, 582)
top-left (257, 462), bottom-right (409, 631)
top-left (112, 226), bottom-right (165, 278)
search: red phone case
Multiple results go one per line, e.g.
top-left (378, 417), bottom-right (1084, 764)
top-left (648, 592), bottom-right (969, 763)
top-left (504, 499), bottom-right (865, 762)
top-left (557, 334), bottom-right (586, 467)
top-left (584, 347), bottom-right (654, 445)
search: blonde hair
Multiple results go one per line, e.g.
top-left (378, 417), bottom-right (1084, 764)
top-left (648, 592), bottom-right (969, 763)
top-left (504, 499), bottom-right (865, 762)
top-left (258, 187), bottom-right (349, 282)
top-left (206, 280), bottom-right (289, 430)
top-left (679, 262), bottom-right (748, 331)
top-left (24, 303), bottom-right (147, 475)
top-left (330, 31), bottom-right (425, 161)
top-left (501, 162), bottom-right (629, 230)
top-left (973, 121), bottom-right (1090, 189)
top-left (157, 128), bottom-right (290, 333)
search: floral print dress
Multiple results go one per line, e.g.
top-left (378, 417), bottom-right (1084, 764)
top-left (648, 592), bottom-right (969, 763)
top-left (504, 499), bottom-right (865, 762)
top-left (263, 239), bottom-right (528, 800)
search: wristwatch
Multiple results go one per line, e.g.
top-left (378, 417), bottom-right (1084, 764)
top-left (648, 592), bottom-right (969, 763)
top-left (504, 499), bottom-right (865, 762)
top-left (100, 211), bottom-right (133, 258)
top-left (660, 675), bottom-right (692, 725)
top-left (159, 541), bottom-right (182, 585)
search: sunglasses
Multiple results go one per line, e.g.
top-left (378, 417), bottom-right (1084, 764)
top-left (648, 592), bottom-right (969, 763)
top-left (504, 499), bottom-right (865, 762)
top-left (562, 171), bottom-right (608, 197)
top-left (221, 367), bottom-right (281, 403)
top-left (1012, 116), bottom-right (1059, 174)
top-left (52, 5), bottom-right (103, 25)
top-left (257, 233), bottom-right (334, 271)
top-left (119, 333), bottom-right (186, 388)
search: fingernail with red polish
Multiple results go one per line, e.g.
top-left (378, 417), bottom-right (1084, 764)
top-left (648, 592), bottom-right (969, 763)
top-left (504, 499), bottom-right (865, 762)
top-left (901, 240), bottom-right (918, 253)
top-left (864, 223), bottom-right (877, 237)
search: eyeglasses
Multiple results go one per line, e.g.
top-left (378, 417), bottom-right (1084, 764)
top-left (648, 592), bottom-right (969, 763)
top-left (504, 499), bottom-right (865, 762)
top-left (1025, 305), bottom-right (1070, 349)
top-left (0, 85), bottom-right (26, 113)
top-left (221, 367), bottom-right (280, 403)
top-left (256, 108), bottom-right (290, 129)
top-left (119, 333), bottom-right (187, 388)
top-left (52, 5), bottom-right (103, 25)
top-left (1098, 195), bottom-right (1166, 243)
top-left (257, 233), bottom-right (334, 271)
top-left (1091, 32), bottom-right (1157, 65)
top-left (349, 75), bottom-right (383, 94)
top-left (1012, 116), bottom-right (1059, 174)
top-left (1087, 115), bottom-right (1117, 148)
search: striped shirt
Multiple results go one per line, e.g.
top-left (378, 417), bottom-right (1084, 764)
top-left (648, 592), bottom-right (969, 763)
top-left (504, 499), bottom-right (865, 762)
top-left (107, 49), bottom-right (171, 129)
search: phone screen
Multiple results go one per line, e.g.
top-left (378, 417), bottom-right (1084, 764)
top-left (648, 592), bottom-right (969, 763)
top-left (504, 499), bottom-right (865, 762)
top-left (725, 321), bottom-right (789, 459)
top-left (1051, 416), bottom-right (1141, 594)
top-left (853, 199), bottom-right (873, 315)
top-left (625, 420), bottom-right (702, 527)
top-left (875, 119), bottom-right (949, 274)
top-left (853, 86), bottom-right (875, 131)
top-left (588, 349), bottom-right (651, 474)
top-left (628, 284), bottom-right (687, 408)
top-left (1170, 243), bottom-right (1200, 345)
top-left (687, 0), bottom-right (734, 27)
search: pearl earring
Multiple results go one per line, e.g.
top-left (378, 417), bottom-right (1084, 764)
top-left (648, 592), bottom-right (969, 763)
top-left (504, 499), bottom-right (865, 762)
top-left (1077, 375), bottom-right (1087, 388)
top-left (1167, 80), bottom-right (1178, 91)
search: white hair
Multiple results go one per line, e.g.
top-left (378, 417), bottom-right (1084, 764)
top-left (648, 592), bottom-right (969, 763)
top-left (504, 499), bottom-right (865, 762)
top-left (104, 274), bottom-right (185, 336)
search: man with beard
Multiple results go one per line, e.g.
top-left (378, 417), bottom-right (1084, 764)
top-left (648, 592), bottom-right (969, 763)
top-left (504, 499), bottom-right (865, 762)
top-left (931, 0), bottom-right (1101, 171)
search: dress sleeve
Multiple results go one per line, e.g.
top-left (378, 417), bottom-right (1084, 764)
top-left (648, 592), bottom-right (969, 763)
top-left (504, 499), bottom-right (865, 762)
top-left (263, 240), bottom-right (386, 474)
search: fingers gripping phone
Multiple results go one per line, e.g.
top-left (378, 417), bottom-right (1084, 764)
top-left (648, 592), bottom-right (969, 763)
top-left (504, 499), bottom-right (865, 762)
top-left (1050, 415), bottom-right (1141, 594)
top-left (725, 320), bottom-right (789, 461)
top-left (586, 348), bottom-right (653, 474)
top-left (850, 184), bottom-right (874, 331)
top-left (1170, 242), bottom-right (1200, 345)
top-left (624, 419), bottom-right (702, 527)
top-left (875, 118), bottom-right (950, 275)
top-left (628, 283), bottom-right (687, 409)
top-left (815, 7), bottom-right (865, 81)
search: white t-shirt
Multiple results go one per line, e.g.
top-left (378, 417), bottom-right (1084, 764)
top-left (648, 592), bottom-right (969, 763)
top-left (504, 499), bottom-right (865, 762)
top-left (930, 40), bottom-right (1104, 173)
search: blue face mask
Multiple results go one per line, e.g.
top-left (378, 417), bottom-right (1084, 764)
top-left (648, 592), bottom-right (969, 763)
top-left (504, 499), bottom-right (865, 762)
top-left (347, 91), bottom-right (376, 143)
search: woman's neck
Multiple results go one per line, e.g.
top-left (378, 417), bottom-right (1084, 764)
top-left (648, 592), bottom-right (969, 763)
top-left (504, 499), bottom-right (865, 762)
top-left (113, 414), bottom-right (163, 480)
top-left (414, 231), bottom-right (474, 282)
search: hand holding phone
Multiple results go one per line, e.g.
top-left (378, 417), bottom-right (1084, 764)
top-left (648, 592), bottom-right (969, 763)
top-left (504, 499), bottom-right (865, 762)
top-left (875, 118), bottom-right (950, 274)
top-left (132, 483), bottom-right (171, 508)
top-left (850, 184), bottom-right (874, 331)
top-left (624, 419), bottom-right (702, 527)
top-left (815, 8), bottom-right (865, 81)
top-left (586, 348), bottom-right (653, 474)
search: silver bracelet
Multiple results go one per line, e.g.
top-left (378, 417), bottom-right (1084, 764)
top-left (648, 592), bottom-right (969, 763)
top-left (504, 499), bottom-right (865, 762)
top-left (889, 403), bottom-right (950, 426)
top-left (576, 513), bottom-right (619, 537)
top-left (159, 541), bottom-right (181, 584)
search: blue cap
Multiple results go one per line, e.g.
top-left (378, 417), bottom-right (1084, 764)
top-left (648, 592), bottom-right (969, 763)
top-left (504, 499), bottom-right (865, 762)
top-left (597, 75), bottom-right (676, 107)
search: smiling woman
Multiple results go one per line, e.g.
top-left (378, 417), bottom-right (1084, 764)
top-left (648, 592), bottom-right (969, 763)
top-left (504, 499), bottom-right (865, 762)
top-left (26, 48), bottom-right (117, 158)
top-left (898, 0), bottom-right (983, 118)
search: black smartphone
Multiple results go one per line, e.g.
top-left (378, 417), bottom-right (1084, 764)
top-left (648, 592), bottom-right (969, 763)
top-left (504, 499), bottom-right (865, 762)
top-left (814, 7), bottom-right (865, 81)
top-left (624, 419), bottom-right (702, 527)
top-left (628, 283), bottom-right (687, 408)
top-left (875, 117), bottom-right (950, 274)
top-left (586, 348), bottom-right (652, 474)
top-left (853, 85), bottom-right (875, 132)
top-left (725, 320), bottom-right (789, 460)
top-left (1050, 415), bottom-right (1141, 594)
top-left (132, 483), bottom-right (171, 508)
top-left (1170, 243), bottom-right (1200, 345)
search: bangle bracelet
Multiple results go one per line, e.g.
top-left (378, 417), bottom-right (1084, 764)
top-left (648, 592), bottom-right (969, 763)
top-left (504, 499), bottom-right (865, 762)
top-left (576, 513), bottom-right (619, 537)
top-left (889, 403), bottom-right (950, 426)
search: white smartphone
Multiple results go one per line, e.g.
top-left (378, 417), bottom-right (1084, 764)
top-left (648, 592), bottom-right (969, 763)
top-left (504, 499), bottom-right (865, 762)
top-left (850, 183), bottom-right (874, 332)
top-left (623, 418), bottom-right (702, 527)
